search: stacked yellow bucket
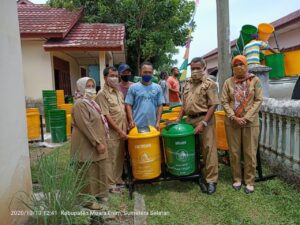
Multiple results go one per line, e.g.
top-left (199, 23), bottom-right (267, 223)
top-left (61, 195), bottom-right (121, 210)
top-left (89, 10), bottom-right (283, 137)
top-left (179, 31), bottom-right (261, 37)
top-left (58, 103), bottom-right (73, 136)
top-left (56, 90), bottom-right (65, 107)
top-left (26, 108), bottom-right (41, 140)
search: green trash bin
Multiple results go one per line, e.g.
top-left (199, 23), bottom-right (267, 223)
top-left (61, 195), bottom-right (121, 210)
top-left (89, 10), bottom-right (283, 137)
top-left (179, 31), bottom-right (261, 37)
top-left (161, 123), bottom-right (195, 176)
top-left (265, 53), bottom-right (285, 79)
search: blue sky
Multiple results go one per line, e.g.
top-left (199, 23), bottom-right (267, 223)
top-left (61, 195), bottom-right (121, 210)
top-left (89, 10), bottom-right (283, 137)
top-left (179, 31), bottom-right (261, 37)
top-left (31, 0), bottom-right (299, 71)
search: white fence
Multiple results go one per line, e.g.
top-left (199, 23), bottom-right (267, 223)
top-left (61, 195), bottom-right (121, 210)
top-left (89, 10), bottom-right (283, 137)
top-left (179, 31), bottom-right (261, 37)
top-left (260, 98), bottom-right (300, 175)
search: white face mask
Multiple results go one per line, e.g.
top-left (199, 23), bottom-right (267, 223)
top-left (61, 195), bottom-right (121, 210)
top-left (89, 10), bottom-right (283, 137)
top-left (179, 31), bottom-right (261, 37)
top-left (108, 77), bottom-right (119, 88)
top-left (84, 88), bottom-right (97, 99)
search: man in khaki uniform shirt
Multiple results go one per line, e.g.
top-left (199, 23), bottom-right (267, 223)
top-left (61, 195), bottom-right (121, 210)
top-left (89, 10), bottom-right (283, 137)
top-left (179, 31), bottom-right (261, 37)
top-left (221, 55), bottom-right (263, 194)
top-left (95, 67), bottom-right (128, 193)
top-left (178, 57), bottom-right (219, 195)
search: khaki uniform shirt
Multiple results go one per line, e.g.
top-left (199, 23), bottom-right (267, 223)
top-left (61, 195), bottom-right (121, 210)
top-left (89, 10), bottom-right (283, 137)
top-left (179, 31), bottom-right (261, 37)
top-left (95, 84), bottom-right (127, 140)
top-left (183, 75), bottom-right (220, 115)
top-left (71, 99), bottom-right (108, 162)
top-left (221, 75), bottom-right (263, 127)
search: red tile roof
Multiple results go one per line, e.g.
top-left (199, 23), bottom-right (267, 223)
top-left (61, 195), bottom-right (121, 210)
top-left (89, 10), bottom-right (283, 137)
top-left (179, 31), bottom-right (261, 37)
top-left (43, 23), bottom-right (125, 51)
top-left (18, 4), bottom-right (82, 38)
top-left (202, 9), bottom-right (300, 59)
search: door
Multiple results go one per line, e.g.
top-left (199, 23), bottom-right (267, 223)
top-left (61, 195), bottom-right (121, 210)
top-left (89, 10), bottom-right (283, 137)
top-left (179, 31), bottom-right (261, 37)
top-left (53, 57), bottom-right (71, 95)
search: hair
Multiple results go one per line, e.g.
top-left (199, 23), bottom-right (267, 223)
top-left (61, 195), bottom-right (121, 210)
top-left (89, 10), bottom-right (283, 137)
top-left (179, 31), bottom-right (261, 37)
top-left (160, 71), bottom-right (167, 79)
top-left (171, 67), bottom-right (178, 73)
top-left (140, 61), bottom-right (153, 70)
top-left (189, 57), bottom-right (207, 68)
top-left (103, 66), bottom-right (117, 76)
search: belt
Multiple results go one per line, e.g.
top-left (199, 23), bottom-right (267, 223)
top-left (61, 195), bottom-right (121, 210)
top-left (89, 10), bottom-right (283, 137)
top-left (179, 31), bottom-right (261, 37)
top-left (187, 112), bottom-right (207, 118)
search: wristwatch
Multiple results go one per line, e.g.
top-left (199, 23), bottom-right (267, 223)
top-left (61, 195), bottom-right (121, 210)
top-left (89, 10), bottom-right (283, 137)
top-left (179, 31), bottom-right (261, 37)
top-left (201, 120), bottom-right (208, 127)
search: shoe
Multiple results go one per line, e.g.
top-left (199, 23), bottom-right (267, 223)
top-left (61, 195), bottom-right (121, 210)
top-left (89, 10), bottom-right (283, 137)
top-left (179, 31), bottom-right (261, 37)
top-left (97, 197), bottom-right (108, 204)
top-left (232, 183), bottom-right (242, 191)
top-left (109, 187), bottom-right (122, 194)
top-left (199, 181), bottom-right (207, 193)
top-left (116, 183), bottom-right (126, 189)
top-left (244, 186), bottom-right (254, 194)
top-left (207, 183), bottom-right (217, 195)
top-left (86, 202), bottom-right (102, 210)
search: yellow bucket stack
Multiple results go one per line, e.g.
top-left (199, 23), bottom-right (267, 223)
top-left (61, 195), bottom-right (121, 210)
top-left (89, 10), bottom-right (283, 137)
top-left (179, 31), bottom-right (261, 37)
top-left (26, 108), bottom-right (41, 140)
top-left (56, 90), bottom-right (65, 107)
top-left (58, 104), bottom-right (73, 136)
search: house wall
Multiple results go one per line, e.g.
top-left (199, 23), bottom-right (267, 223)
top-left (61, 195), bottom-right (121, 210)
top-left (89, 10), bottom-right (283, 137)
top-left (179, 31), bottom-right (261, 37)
top-left (0, 1), bottom-right (32, 224)
top-left (51, 52), bottom-right (81, 95)
top-left (21, 40), bottom-right (53, 99)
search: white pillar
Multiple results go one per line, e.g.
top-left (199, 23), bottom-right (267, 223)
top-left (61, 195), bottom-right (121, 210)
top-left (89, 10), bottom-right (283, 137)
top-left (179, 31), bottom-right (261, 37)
top-left (260, 112), bottom-right (266, 147)
top-left (0, 1), bottom-right (32, 224)
top-left (265, 113), bottom-right (271, 149)
top-left (293, 118), bottom-right (300, 171)
top-left (271, 114), bottom-right (277, 152)
top-left (99, 51), bottom-right (106, 89)
top-left (277, 115), bottom-right (283, 161)
top-left (285, 117), bottom-right (292, 158)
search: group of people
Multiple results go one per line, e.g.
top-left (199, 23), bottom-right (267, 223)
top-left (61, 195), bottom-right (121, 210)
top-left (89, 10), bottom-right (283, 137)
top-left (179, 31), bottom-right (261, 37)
top-left (70, 53), bottom-right (263, 209)
top-left (159, 66), bottom-right (182, 107)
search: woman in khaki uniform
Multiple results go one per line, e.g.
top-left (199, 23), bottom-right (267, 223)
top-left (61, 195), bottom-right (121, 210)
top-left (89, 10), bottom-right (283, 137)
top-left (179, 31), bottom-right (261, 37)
top-left (71, 77), bottom-right (109, 209)
top-left (221, 55), bottom-right (263, 194)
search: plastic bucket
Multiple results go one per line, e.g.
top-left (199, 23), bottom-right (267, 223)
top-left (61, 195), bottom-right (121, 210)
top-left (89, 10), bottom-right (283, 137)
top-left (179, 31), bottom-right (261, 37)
top-left (56, 90), bottom-right (65, 107)
top-left (265, 53), bottom-right (285, 79)
top-left (237, 25), bottom-right (258, 51)
top-left (214, 111), bottom-right (229, 151)
top-left (258, 23), bottom-right (274, 42)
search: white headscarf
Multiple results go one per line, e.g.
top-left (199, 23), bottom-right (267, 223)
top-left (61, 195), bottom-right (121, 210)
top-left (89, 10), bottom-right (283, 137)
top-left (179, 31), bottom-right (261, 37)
top-left (75, 77), bottom-right (96, 99)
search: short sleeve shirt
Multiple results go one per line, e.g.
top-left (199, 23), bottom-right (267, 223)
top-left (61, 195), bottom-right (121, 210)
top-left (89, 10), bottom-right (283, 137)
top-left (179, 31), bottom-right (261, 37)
top-left (167, 76), bottom-right (180, 102)
top-left (183, 76), bottom-right (220, 115)
top-left (125, 82), bottom-right (165, 127)
top-left (95, 84), bottom-right (127, 139)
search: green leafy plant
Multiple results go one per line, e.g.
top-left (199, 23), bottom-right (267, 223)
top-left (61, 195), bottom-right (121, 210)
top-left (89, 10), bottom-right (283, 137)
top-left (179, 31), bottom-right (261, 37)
top-left (20, 150), bottom-right (94, 225)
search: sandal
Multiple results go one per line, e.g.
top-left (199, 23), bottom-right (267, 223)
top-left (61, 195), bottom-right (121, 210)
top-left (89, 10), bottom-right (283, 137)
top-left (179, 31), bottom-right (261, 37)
top-left (86, 202), bottom-right (103, 210)
top-left (109, 187), bottom-right (122, 194)
top-left (244, 185), bottom-right (254, 194)
top-left (232, 182), bottom-right (242, 191)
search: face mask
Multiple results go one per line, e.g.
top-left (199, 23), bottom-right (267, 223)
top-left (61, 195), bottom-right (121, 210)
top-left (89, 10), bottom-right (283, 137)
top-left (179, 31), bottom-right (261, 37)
top-left (107, 77), bottom-right (119, 88)
top-left (142, 75), bottom-right (152, 82)
top-left (191, 70), bottom-right (205, 82)
top-left (233, 65), bottom-right (247, 78)
top-left (120, 76), bottom-right (130, 82)
top-left (84, 88), bottom-right (96, 100)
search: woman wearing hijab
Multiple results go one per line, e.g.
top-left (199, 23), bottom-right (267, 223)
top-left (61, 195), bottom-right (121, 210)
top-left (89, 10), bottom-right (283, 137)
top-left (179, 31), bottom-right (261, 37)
top-left (221, 55), bottom-right (263, 194)
top-left (71, 77), bottom-right (109, 209)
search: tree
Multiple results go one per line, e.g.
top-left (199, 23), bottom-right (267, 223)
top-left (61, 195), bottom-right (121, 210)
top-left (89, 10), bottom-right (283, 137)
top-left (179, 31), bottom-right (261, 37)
top-left (47, 0), bottom-right (195, 74)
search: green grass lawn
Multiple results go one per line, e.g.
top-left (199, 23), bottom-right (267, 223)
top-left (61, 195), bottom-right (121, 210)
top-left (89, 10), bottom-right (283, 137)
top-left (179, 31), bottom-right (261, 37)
top-left (29, 144), bottom-right (300, 225)
top-left (136, 164), bottom-right (300, 225)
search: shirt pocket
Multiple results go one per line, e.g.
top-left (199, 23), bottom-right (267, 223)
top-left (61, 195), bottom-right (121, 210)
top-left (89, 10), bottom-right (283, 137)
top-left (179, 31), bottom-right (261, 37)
top-left (195, 87), bottom-right (207, 105)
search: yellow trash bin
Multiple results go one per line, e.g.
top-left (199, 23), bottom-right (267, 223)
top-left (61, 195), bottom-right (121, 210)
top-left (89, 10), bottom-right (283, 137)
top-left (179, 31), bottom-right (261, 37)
top-left (26, 108), bottom-right (41, 140)
top-left (215, 111), bottom-right (229, 151)
top-left (128, 126), bottom-right (161, 180)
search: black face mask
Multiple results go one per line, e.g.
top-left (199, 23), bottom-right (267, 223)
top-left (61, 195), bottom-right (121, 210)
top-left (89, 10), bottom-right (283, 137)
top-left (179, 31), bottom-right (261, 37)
top-left (120, 76), bottom-right (130, 82)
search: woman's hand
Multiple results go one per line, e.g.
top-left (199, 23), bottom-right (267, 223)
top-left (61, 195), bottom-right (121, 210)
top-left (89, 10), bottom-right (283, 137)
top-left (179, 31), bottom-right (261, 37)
top-left (96, 143), bottom-right (106, 154)
top-left (234, 117), bottom-right (247, 126)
